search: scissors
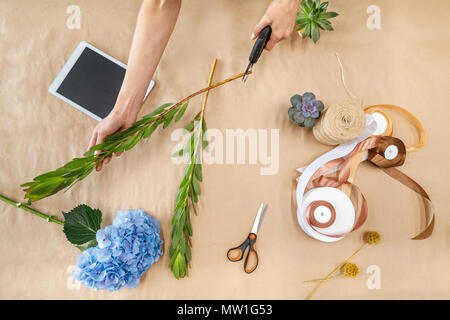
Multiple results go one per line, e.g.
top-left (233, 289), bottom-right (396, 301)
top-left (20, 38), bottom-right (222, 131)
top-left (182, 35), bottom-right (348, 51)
top-left (242, 25), bottom-right (272, 82)
top-left (227, 203), bottom-right (268, 273)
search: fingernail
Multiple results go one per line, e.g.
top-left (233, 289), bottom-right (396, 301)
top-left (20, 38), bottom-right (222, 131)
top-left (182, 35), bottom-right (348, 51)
top-left (251, 33), bottom-right (255, 40)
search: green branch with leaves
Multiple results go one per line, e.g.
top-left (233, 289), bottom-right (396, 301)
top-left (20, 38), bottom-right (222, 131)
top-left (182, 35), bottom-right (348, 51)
top-left (21, 69), bottom-right (249, 203)
top-left (169, 59), bottom-right (216, 279)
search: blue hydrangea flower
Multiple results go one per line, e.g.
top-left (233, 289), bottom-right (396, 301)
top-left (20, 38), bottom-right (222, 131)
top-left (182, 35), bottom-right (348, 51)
top-left (72, 209), bottom-right (163, 292)
top-left (288, 92), bottom-right (324, 128)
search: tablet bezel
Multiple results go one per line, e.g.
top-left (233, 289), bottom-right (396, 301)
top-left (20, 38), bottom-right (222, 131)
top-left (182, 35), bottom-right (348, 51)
top-left (48, 41), bottom-right (155, 121)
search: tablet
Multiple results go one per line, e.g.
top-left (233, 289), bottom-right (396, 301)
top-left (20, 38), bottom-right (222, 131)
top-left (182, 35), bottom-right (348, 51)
top-left (49, 41), bottom-right (155, 121)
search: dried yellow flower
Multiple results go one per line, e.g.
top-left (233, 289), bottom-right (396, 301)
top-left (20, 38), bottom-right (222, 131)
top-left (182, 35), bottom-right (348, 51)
top-left (365, 231), bottom-right (381, 245)
top-left (342, 263), bottom-right (359, 278)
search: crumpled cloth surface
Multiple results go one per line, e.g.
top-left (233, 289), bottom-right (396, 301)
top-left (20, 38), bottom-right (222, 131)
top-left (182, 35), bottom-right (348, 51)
top-left (0, 0), bottom-right (449, 299)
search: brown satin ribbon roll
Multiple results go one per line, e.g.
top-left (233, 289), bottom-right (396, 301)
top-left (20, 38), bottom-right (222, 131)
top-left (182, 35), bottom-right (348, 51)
top-left (305, 183), bottom-right (368, 238)
top-left (307, 201), bottom-right (336, 228)
top-left (367, 136), bottom-right (434, 240)
top-left (367, 136), bottom-right (406, 168)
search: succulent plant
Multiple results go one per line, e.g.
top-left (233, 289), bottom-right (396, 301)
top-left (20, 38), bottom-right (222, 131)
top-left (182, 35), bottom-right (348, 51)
top-left (296, 0), bottom-right (339, 43)
top-left (288, 92), bottom-right (324, 128)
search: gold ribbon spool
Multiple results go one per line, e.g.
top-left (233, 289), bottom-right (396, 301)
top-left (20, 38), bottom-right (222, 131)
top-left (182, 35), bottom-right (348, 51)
top-left (313, 99), bottom-right (366, 146)
top-left (364, 104), bottom-right (426, 152)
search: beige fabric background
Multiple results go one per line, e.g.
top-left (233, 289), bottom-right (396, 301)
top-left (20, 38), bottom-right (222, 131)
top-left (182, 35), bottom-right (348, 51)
top-left (1, 0), bottom-right (449, 299)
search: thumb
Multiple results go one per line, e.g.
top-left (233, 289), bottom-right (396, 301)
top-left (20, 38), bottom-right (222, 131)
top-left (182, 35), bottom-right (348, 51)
top-left (252, 19), bottom-right (269, 40)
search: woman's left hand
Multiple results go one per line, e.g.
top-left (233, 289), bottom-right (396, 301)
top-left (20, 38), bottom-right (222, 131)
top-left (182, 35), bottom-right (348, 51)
top-left (252, 0), bottom-right (300, 51)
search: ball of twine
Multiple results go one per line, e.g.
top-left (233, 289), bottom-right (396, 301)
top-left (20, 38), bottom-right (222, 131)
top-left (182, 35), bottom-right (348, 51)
top-left (313, 99), bottom-right (366, 145)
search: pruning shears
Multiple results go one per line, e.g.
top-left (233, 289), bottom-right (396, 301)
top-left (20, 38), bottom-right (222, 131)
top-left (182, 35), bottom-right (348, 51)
top-left (227, 203), bottom-right (268, 273)
top-left (242, 25), bottom-right (272, 82)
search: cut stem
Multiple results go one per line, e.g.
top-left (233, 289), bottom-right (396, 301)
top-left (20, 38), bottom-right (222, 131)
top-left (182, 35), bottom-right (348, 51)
top-left (160, 70), bottom-right (249, 119)
top-left (0, 193), bottom-right (64, 226)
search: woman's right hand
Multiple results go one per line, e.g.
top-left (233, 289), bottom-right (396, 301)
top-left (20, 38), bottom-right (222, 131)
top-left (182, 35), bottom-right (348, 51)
top-left (88, 107), bottom-right (138, 171)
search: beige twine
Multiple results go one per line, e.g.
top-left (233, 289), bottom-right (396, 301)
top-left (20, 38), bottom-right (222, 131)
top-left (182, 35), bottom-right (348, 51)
top-left (312, 54), bottom-right (366, 145)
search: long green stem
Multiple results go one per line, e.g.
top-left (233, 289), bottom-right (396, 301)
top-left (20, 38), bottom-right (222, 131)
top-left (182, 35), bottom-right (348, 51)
top-left (0, 193), bottom-right (64, 225)
top-left (169, 59), bottom-right (218, 278)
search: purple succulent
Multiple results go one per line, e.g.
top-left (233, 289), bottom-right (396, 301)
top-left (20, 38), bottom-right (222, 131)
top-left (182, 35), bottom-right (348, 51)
top-left (288, 92), bottom-right (324, 128)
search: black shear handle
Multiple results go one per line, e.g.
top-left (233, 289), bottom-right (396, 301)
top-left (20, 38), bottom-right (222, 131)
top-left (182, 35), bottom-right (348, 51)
top-left (249, 26), bottom-right (272, 64)
top-left (227, 233), bottom-right (259, 274)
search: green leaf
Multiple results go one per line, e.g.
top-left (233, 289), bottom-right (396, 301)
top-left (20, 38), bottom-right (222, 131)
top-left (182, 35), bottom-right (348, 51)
top-left (20, 181), bottom-right (37, 188)
top-left (319, 11), bottom-right (338, 19)
top-left (202, 139), bottom-right (209, 151)
top-left (76, 239), bottom-right (98, 252)
top-left (316, 100), bottom-right (325, 111)
top-left (83, 149), bottom-right (95, 157)
top-left (76, 166), bottom-right (94, 183)
top-left (62, 166), bottom-right (90, 179)
top-left (123, 131), bottom-right (144, 151)
top-left (27, 178), bottom-right (65, 197)
top-left (304, 117), bottom-right (318, 128)
top-left (62, 204), bottom-right (102, 248)
top-left (288, 107), bottom-right (298, 121)
top-left (190, 187), bottom-right (198, 203)
top-left (290, 94), bottom-right (302, 107)
top-left (32, 169), bottom-right (67, 182)
top-left (104, 124), bottom-right (142, 142)
top-left (175, 101), bottom-right (189, 122)
top-left (194, 163), bottom-right (203, 182)
top-left (296, 16), bottom-right (309, 25)
top-left (172, 148), bottom-right (185, 157)
top-left (301, 0), bottom-right (311, 14)
top-left (64, 158), bottom-right (89, 170)
top-left (60, 176), bottom-right (77, 190)
top-left (88, 142), bottom-right (108, 152)
top-left (163, 108), bottom-right (178, 128)
top-left (184, 245), bottom-right (191, 262)
top-left (143, 122), bottom-right (158, 139)
top-left (320, 1), bottom-right (329, 10)
top-left (311, 24), bottom-right (320, 43)
top-left (317, 20), bottom-right (333, 31)
top-left (186, 213), bottom-right (192, 236)
top-left (176, 184), bottom-right (189, 204)
top-left (191, 177), bottom-right (200, 196)
top-left (143, 103), bottom-right (174, 119)
top-left (302, 23), bottom-right (312, 38)
top-left (173, 252), bottom-right (187, 279)
top-left (184, 121), bottom-right (195, 132)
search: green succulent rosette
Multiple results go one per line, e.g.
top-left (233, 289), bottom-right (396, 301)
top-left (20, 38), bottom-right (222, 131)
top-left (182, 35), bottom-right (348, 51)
top-left (288, 92), bottom-right (324, 128)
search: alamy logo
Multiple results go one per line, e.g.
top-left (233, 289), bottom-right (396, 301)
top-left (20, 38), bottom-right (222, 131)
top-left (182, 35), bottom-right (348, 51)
top-left (66, 5), bottom-right (81, 30)
top-left (171, 128), bottom-right (280, 176)
top-left (367, 5), bottom-right (381, 30)
top-left (66, 265), bottom-right (81, 290)
top-left (366, 265), bottom-right (382, 290)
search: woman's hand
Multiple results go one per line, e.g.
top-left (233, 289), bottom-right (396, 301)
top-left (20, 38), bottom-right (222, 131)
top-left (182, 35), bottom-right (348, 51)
top-left (252, 0), bottom-right (300, 51)
top-left (88, 107), bottom-right (138, 171)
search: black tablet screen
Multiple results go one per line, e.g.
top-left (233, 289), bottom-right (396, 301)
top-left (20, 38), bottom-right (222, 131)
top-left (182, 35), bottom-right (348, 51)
top-left (56, 47), bottom-right (125, 119)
